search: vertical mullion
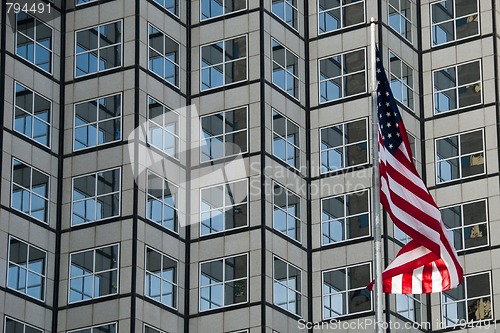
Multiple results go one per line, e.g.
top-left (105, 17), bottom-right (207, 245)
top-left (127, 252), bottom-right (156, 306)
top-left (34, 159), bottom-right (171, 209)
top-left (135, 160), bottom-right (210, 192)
top-left (160, 254), bottom-right (164, 303)
top-left (343, 194), bottom-right (347, 240)
top-left (92, 249), bottom-right (96, 298)
top-left (222, 258), bottom-right (226, 307)
top-left (95, 99), bottom-right (99, 149)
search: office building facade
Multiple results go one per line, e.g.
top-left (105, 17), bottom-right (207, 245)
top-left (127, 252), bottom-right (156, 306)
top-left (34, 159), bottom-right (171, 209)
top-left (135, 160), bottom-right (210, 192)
top-left (0, 0), bottom-right (498, 332)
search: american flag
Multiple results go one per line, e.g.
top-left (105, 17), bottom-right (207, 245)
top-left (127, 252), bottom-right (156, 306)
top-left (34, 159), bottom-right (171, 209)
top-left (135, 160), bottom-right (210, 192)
top-left (368, 49), bottom-right (463, 294)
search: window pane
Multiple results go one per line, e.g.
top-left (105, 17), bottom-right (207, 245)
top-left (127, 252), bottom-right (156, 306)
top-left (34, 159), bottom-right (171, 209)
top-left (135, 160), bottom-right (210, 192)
top-left (436, 136), bottom-right (458, 159)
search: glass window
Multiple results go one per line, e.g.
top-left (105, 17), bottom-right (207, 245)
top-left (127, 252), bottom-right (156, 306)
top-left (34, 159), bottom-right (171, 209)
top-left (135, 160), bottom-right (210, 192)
top-left (200, 254), bottom-right (248, 311)
top-left (272, 39), bottom-right (299, 99)
top-left (320, 118), bottom-right (368, 173)
top-left (200, 179), bottom-right (248, 236)
top-left (272, 110), bottom-right (300, 169)
top-left (7, 237), bottom-right (46, 301)
top-left (322, 189), bottom-right (370, 245)
top-left (431, 0), bottom-right (479, 46)
top-left (75, 21), bottom-right (122, 77)
top-left (68, 323), bottom-right (117, 333)
top-left (407, 132), bottom-right (417, 166)
top-left (201, 107), bottom-right (247, 162)
top-left (441, 199), bottom-right (488, 251)
top-left (442, 272), bottom-right (492, 327)
top-left (76, 0), bottom-right (98, 5)
top-left (148, 24), bottom-right (180, 88)
top-left (147, 96), bottom-right (179, 159)
top-left (388, 0), bottom-right (412, 42)
top-left (201, 36), bottom-right (247, 90)
top-left (319, 49), bottom-right (366, 102)
top-left (5, 317), bottom-right (43, 333)
top-left (318, 0), bottom-right (364, 34)
top-left (16, 13), bottom-right (52, 73)
top-left (152, 0), bottom-right (178, 16)
top-left (273, 182), bottom-right (301, 242)
top-left (394, 224), bottom-right (411, 244)
top-left (14, 82), bottom-right (51, 147)
top-left (146, 171), bottom-right (178, 233)
top-left (11, 159), bottom-right (49, 223)
top-left (435, 130), bottom-right (484, 183)
top-left (145, 247), bottom-right (177, 309)
top-left (74, 94), bottom-right (121, 151)
top-left (144, 326), bottom-right (164, 333)
top-left (389, 51), bottom-right (414, 110)
top-left (201, 0), bottom-right (246, 20)
top-left (272, 0), bottom-right (298, 30)
top-left (322, 263), bottom-right (372, 319)
top-left (69, 244), bottom-right (119, 303)
top-left (72, 168), bottom-right (121, 225)
top-left (433, 60), bottom-right (481, 114)
top-left (395, 294), bottom-right (422, 323)
top-left (273, 257), bottom-right (301, 315)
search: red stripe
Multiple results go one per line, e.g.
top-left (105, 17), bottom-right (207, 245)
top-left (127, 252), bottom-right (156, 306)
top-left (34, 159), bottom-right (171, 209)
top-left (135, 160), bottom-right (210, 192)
top-left (401, 272), bottom-right (414, 294)
top-left (421, 262), bottom-right (434, 293)
top-left (435, 257), bottom-right (451, 290)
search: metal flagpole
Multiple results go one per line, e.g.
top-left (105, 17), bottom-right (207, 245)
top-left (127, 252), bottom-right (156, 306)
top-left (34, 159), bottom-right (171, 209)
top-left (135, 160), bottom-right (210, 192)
top-left (370, 17), bottom-right (384, 333)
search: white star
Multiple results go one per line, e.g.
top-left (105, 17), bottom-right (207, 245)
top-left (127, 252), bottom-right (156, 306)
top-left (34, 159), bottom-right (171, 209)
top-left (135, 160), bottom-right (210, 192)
top-left (378, 92), bottom-right (381, 96)
top-left (396, 132), bottom-right (400, 137)
top-left (378, 103), bottom-right (382, 107)
top-left (380, 124), bottom-right (384, 129)
top-left (388, 133), bottom-right (392, 138)
top-left (379, 113), bottom-right (382, 118)
top-left (396, 123), bottom-right (399, 128)
top-left (376, 69), bottom-right (381, 73)
top-left (382, 136), bottom-right (385, 140)
top-left (376, 57), bottom-right (380, 62)
top-left (385, 92), bottom-right (390, 96)
top-left (386, 112), bottom-right (391, 117)
top-left (389, 144), bottom-right (393, 149)
top-left (387, 123), bottom-right (392, 128)
top-left (386, 102), bottom-right (390, 107)
top-left (377, 80), bottom-right (380, 86)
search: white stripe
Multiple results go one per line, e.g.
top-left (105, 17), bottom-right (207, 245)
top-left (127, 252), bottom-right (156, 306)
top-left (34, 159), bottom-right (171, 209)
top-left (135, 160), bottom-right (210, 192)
top-left (411, 266), bottom-right (424, 294)
top-left (431, 262), bottom-right (444, 293)
top-left (440, 242), bottom-right (461, 289)
top-left (391, 274), bottom-right (403, 294)
top-left (384, 245), bottom-right (432, 271)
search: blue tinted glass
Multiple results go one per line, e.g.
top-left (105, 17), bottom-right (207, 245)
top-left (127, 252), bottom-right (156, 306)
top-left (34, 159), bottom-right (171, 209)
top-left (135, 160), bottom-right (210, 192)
top-left (273, 137), bottom-right (286, 161)
top-left (146, 272), bottom-right (161, 300)
top-left (201, 66), bottom-right (224, 90)
top-left (35, 44), bottom-right (51, 71)
top-left (12, 187), bottom-right (30, 214)
top-left (8, 266), bottom-right (26, 292)
top-left (17, 37), bottom-right (34, 62)
top-left (26, 272), bottom-right (43, 298)
top-left (76, 52), bottom-right (98, 76)
top-left (272, 1), bottom-right (285, 20)
top-left (202, 0), bottom-right (224, 19)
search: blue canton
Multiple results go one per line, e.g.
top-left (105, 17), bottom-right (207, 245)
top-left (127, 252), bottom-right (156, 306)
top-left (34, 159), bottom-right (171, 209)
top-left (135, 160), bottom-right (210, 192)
top-left (376, 49), bottom-right (403, 155)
